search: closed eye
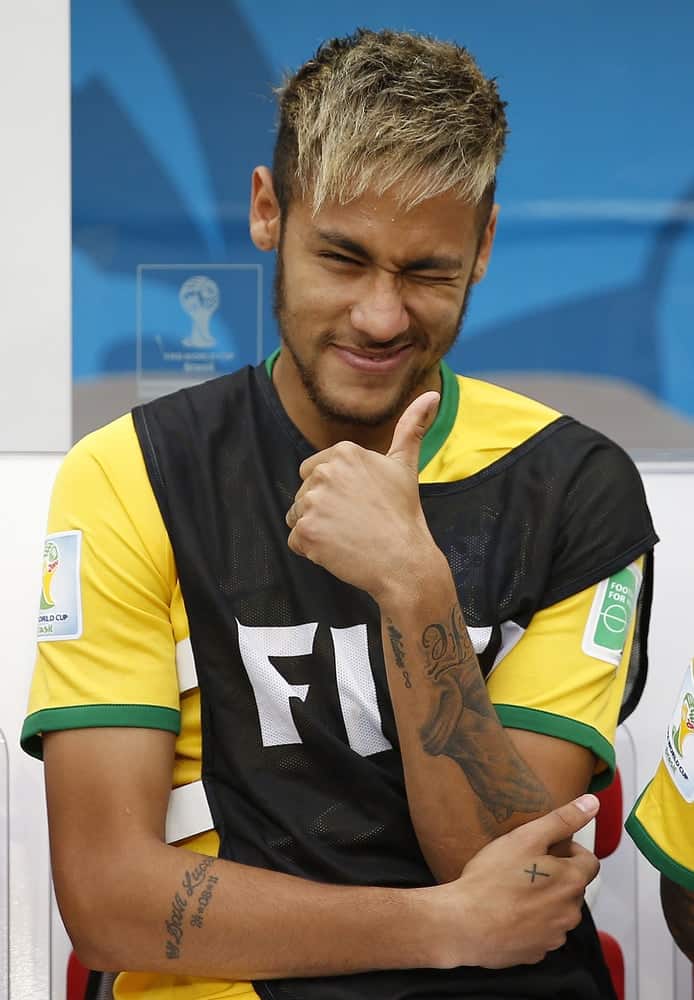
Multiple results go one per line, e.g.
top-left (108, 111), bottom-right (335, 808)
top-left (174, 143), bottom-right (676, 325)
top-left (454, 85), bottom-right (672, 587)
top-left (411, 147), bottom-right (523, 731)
top-left (406, 271), bottom-right (459, 285)
top-left (318, 252), bottom-right (364, 267)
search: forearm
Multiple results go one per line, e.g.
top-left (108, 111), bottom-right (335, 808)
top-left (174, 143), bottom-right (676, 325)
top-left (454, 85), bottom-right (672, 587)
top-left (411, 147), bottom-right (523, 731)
top-left (57, 838), bottom-right (438, 978)
top-left (378, 552), bottom-right (552, 881)
top-left (660, 874), bottom-right (694, 963)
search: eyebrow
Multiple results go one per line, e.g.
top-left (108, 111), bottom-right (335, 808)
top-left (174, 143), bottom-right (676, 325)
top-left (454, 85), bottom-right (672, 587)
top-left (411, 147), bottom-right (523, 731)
top-left (314, 228), bottom-right (464, 272)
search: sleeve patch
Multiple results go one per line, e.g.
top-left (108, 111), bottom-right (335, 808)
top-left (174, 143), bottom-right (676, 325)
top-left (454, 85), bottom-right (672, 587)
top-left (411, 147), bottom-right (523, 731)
top-left (37, 530), bottom-right (83, 642)
top-left (581, 561), bottom-right (642, 666)
top-left (663, 661), bottom-right (694, 803)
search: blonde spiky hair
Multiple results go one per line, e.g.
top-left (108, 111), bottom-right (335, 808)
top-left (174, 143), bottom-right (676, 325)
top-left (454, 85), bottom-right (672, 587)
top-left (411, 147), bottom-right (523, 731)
top-left (273, 28), bottom-right (508, 217)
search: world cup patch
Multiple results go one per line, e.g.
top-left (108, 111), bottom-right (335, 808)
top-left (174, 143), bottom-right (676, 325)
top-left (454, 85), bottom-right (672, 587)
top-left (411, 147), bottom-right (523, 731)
top-left (37, 531), bottom-right (83, 641)
top-left (582, 562), bottom-right (642, 666)
top-left (663, 661), bottom-right (694, 802)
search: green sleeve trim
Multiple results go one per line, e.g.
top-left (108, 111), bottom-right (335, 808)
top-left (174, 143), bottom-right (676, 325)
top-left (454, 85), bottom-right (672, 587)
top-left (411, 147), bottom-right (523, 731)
top-left (493, 704), bottom-right (616, 792)
top-left (265, 348), bottom-right (281, 377)
top-left (20, 704), bottom-right (181, 760)
top-left (625, 791), bottom-right (694, 891)
top-left (419, 361), bottom-right (459, 472)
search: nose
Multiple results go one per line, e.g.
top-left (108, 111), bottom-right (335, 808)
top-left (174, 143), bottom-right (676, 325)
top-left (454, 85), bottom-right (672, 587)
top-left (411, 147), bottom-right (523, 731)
top-left (349, 271), bottom-right (410, 342)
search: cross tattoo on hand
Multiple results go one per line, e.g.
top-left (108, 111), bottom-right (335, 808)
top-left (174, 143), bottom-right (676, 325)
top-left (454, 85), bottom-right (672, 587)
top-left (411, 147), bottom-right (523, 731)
top-left (524, 863), bottom-right (550, 883)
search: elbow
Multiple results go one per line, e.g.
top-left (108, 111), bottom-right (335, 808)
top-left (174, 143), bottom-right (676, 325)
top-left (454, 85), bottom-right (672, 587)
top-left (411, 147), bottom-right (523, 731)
top-left (54, 881), bottom-right (127, 973)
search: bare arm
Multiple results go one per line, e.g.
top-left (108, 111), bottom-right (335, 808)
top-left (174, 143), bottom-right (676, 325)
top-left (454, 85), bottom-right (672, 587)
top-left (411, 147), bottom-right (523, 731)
top-left (660, 874), bottom-right (694, 963)
top-left (45, 727), bottom-right (425, 976)
top-left (44, 727), bottom-right (599, 976)
top-left (379, 563), bottom-right (594, 880)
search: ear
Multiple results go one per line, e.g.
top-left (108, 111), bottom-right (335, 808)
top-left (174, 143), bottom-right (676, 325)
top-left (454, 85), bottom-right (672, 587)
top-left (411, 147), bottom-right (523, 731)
top-left (249, 166), bottom-right (281, 251)
top-left (471, 203), bottom-right (499, 284)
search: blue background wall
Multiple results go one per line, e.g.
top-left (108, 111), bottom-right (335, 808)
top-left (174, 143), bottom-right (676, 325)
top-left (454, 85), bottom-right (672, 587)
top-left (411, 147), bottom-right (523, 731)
top-left (72, 0), bottom-right (694, 426)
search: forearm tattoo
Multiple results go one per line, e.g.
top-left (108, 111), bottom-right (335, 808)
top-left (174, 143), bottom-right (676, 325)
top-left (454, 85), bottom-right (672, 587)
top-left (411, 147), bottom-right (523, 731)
top-left (164, 858), bottom-right (219, 959)
top-left (386, 621), bottom-right (413, 689)
top-left (416, 605), bottom-right (551, 828)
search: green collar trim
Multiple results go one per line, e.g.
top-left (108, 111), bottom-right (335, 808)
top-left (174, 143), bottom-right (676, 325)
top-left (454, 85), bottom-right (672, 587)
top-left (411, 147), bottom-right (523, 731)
top-left (418, 360), bottom-right (458, 472)
top-left (262, 351), bottom-right (458, 472)
top-left (265, 348), bottom-right (280, 377)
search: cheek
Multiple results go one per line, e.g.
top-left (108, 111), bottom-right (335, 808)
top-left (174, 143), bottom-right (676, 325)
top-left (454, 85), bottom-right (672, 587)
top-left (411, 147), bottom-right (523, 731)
top-left (285, 271), bottom-right (354, 322)
top-left (406, 289), bottom-right (466, 332)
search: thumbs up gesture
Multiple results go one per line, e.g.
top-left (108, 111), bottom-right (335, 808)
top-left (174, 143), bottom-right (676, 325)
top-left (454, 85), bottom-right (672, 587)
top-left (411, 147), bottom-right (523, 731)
top-left (286, 391), bottom-right (444, 598)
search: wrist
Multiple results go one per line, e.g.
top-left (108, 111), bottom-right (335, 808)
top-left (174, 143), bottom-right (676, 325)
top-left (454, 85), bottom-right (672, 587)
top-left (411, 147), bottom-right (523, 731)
top-left (407, 884), bottom-right (479, 970)
top-left (371, 543), bottom-right (452, 610)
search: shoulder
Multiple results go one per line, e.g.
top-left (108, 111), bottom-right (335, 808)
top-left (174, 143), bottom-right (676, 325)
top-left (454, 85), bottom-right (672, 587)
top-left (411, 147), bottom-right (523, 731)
top-left (51, 414), bottom-right (142, 510)
top-left (423, 373), bottom-right (562, 481)
top-left (456, 375), bottom-right (562, 449)
top-left (48, 413), bottom-right (174, 578)
top-left (427, 370), bottom-right (634, 483)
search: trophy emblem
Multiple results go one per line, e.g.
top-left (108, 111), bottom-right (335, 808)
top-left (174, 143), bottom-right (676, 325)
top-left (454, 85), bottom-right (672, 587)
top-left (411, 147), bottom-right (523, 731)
top-left (179, 275), bottom-right (220, 348)
top-left (136, 263), bottom-right (262, 403)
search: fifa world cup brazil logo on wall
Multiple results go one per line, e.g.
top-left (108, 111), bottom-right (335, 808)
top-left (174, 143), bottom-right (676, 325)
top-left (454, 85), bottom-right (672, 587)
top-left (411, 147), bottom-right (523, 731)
top-left (41, 540), bottom-right (59, 610)
top-left (673, 692), bottom-right (694, 756)
top-left (179, 275), bottom-right (220, 348)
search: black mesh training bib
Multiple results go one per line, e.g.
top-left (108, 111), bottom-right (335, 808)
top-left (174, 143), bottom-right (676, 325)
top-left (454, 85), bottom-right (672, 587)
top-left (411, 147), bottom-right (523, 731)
top-left (133, 363), bottom-right (656, 999)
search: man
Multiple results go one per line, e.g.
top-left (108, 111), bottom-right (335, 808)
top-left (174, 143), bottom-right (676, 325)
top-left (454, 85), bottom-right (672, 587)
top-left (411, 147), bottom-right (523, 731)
top-left (23, 28), bottom-right (658, 999)
top-left (626, 661), bottom-right (694, 962)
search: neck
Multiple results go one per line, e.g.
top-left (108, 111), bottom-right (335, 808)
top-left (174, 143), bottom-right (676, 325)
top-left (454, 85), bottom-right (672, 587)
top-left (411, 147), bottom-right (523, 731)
top-left (270, 351), bottom-right (442, 455)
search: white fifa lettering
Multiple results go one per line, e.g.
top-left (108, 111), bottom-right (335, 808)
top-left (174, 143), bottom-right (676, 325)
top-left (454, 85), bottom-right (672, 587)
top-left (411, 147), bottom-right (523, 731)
top-left (236, 620), bottom-right (316, 746)
top-left (331, 625), bottom-right (392, 756)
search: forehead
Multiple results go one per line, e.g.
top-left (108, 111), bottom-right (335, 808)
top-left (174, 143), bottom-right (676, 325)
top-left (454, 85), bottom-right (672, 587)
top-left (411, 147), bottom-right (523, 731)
top-left (288, 185), bottom-right (480, 259)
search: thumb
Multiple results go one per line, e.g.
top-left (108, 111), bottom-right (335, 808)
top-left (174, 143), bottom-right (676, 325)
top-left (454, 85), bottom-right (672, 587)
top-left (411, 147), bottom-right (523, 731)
top-left (387, 391), bottom-right (441, 472)
top-left (518, 794), bottom-right (600, 850)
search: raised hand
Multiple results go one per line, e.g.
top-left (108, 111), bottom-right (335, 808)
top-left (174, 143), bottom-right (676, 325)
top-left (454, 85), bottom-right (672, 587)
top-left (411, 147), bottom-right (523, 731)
top-left (286, 391), bottom-right (443, 597)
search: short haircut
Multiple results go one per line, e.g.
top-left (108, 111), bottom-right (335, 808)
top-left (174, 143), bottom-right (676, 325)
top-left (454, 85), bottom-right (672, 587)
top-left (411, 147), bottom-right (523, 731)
top-left (273, 28), bottom-right (508, 224)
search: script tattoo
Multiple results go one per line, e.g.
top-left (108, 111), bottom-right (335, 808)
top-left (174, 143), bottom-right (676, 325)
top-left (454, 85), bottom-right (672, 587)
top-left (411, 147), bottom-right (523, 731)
top-left (164, 891), bottom-right (187, 959)
top-left (164, 858), bottom-right (217, 959)
top-left (386, 620), bottom-right (413, 689)
top-left (190, 875), bottom-right (219, 929)
top-left (419, 605), bottom-right (551, 829)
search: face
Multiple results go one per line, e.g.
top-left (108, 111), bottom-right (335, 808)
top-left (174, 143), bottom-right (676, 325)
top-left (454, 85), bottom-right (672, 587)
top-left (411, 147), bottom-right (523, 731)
top-left (251, 169), bottom-right (497, 444)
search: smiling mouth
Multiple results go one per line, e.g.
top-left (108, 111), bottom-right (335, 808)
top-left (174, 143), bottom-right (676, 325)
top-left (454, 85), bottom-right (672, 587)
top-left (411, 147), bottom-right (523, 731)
top-left (330, 344), bottom-right (415, 374)
top-left (335, 343), bottom-right (411, 358)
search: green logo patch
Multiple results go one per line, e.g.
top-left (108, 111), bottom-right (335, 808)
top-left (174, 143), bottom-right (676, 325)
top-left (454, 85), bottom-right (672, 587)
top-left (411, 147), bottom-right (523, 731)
top-left (582, 563), bottom-right (641, 666)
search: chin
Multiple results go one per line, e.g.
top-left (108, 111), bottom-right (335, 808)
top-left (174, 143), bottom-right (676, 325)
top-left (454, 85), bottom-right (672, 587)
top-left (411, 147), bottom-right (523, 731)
top-left (312, 388), bottom-right (405, 428)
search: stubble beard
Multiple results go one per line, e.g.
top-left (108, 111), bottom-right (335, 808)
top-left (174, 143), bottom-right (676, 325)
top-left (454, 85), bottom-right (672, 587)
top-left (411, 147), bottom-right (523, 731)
top-left (272, 249), bottom-right (473, 428)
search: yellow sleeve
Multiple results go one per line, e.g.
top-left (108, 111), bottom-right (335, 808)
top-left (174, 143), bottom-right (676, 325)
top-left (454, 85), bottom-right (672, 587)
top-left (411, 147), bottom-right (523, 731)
top-left (625, 661), bottom-right (694, 890)
top-left (21, 413), bottom-right (181, 759)
top-left (487, 561), bottom-right (643, 791)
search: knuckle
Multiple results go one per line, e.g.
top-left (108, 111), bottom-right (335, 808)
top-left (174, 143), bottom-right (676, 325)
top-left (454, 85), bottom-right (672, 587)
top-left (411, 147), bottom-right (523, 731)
top-left (307, 465), bottom-right (327, 486)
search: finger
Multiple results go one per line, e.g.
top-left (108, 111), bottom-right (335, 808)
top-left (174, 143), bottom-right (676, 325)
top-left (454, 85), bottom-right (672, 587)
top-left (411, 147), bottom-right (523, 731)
top-left (564, 840), bottom-right (601, 886)
top-left (287, 525), bottom-right (307, 558)
top-left (299, 443), bottom-right (345, 481)
top-left (386, 391), bottom-right (440, 473)
top-left (515, 794), bottom-right (600, 851)
top-left (286, 501), bottom-right (301, 530)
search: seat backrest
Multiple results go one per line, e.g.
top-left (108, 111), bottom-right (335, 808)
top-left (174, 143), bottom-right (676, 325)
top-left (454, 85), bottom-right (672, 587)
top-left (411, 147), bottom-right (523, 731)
top-left (594, 768), bottom-right (623, 860)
